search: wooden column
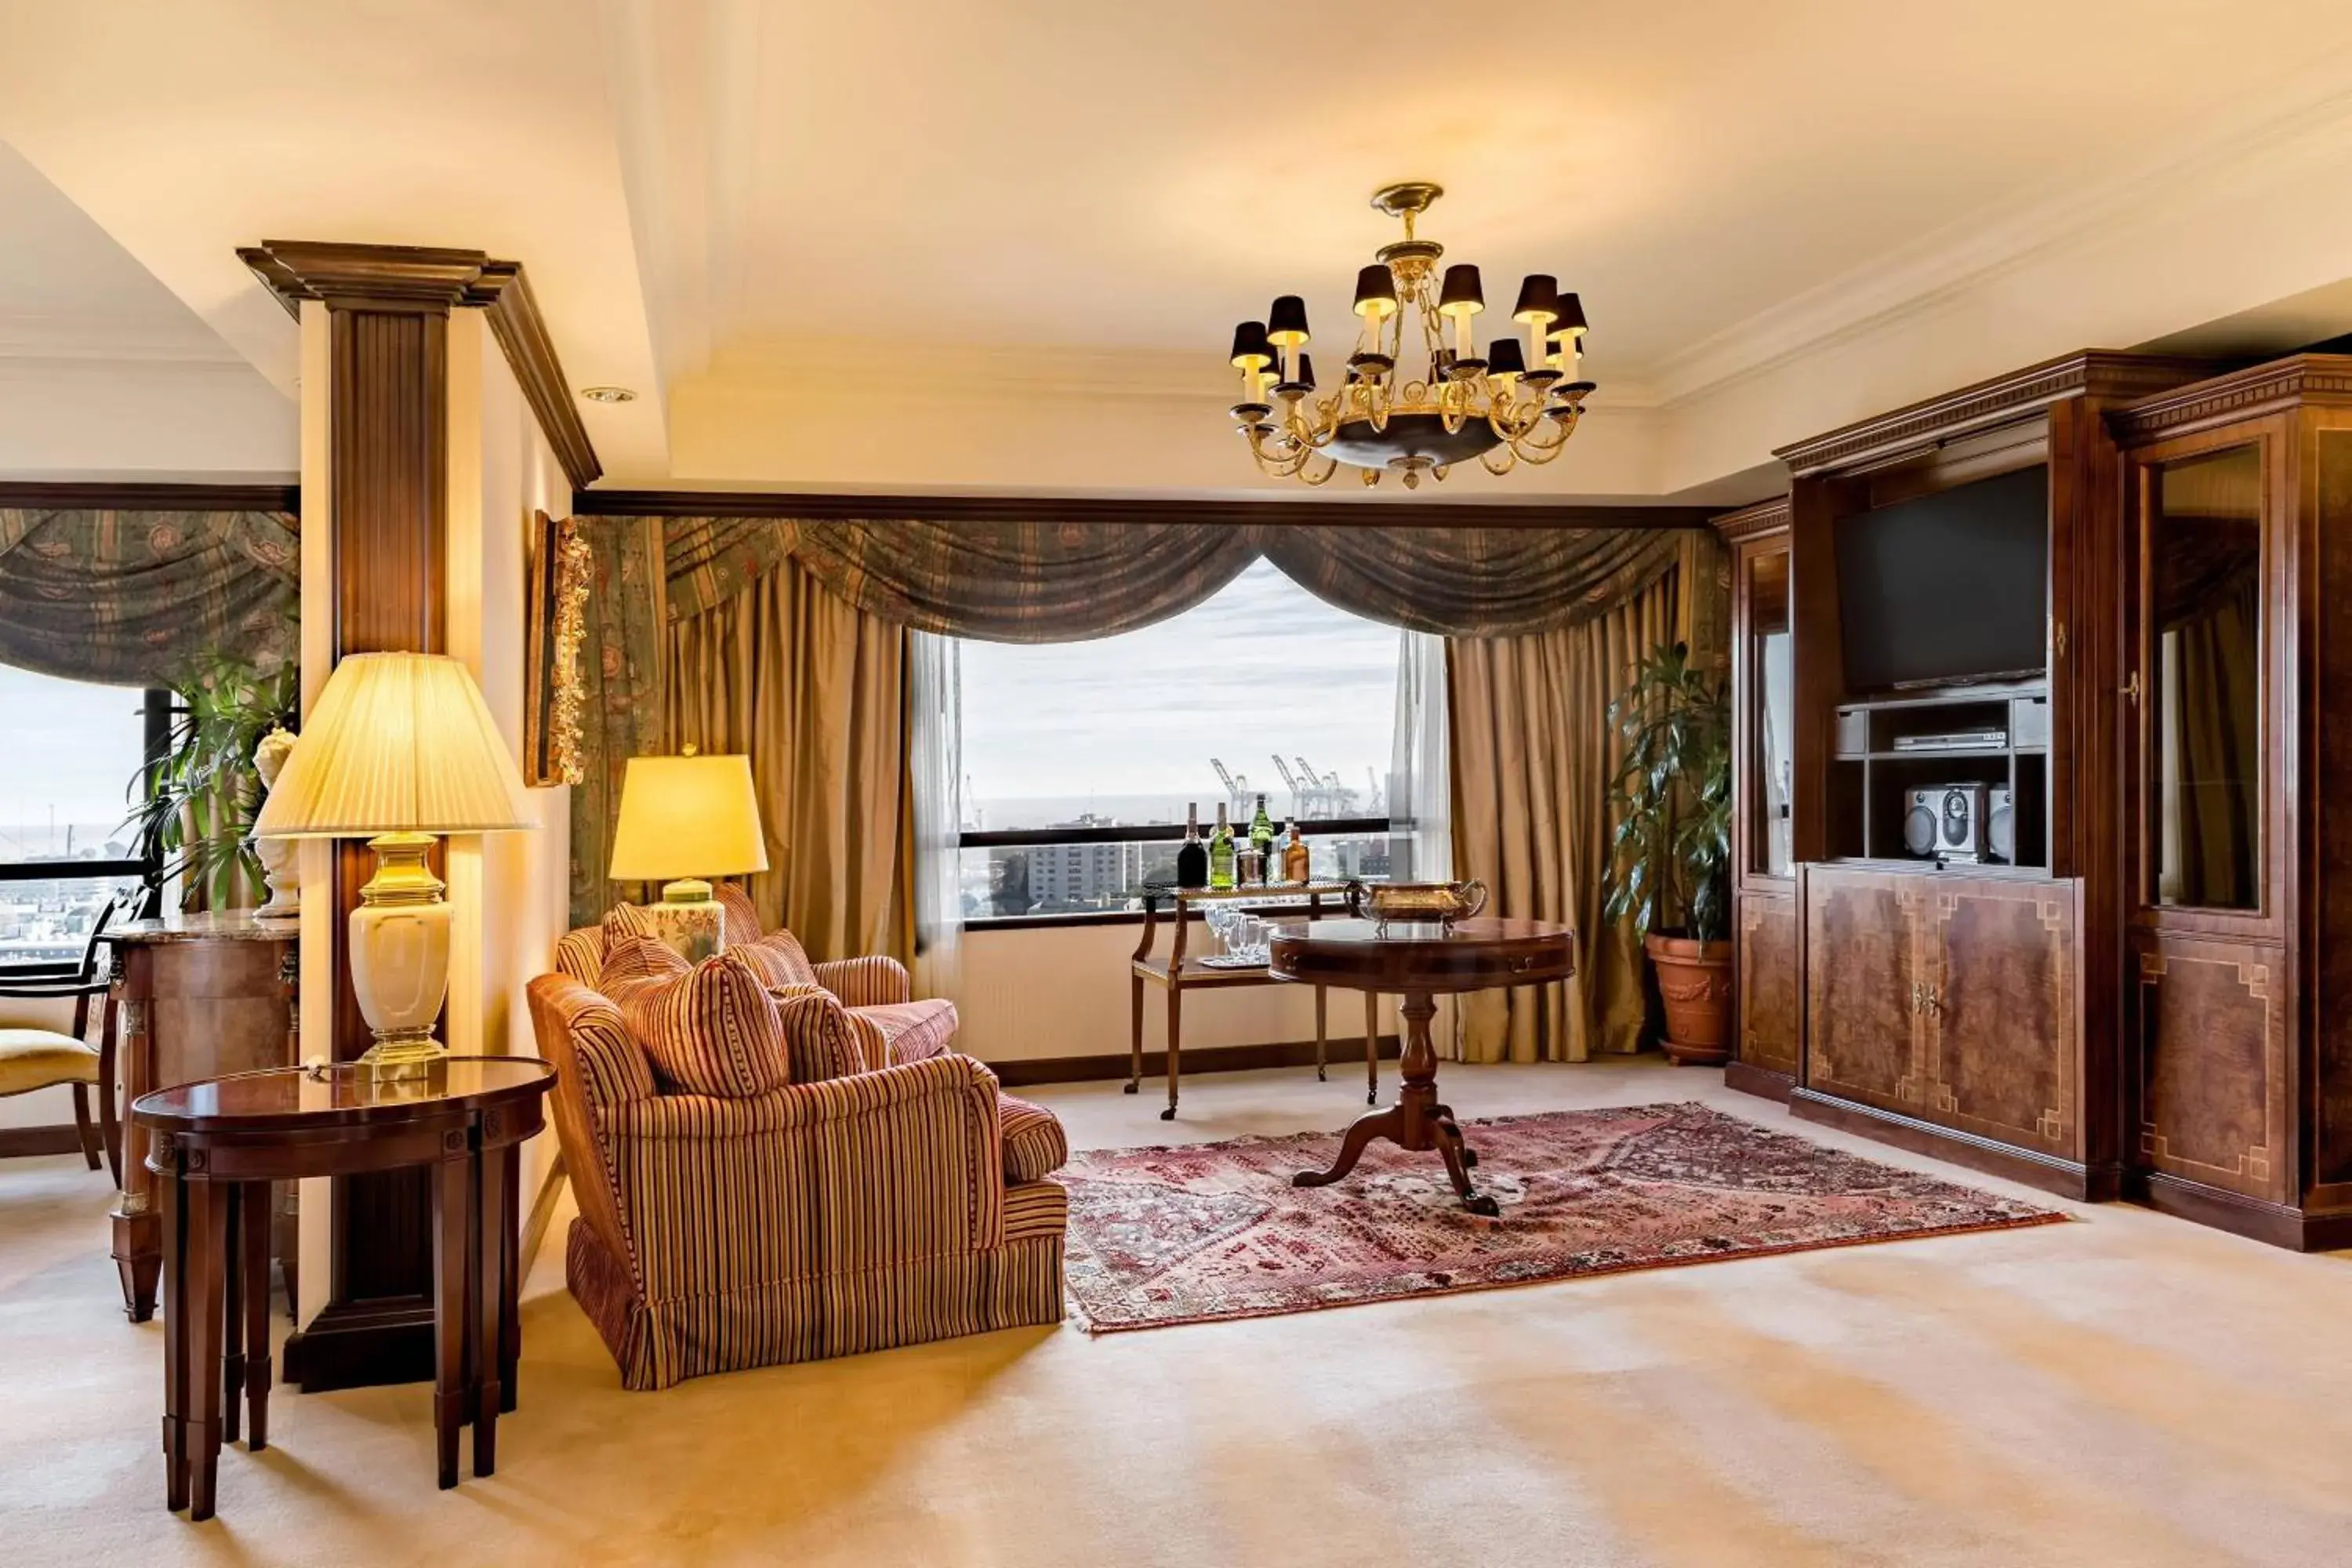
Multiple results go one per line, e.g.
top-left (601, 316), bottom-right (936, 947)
top-left (238, 241), bottom-right (597, 1391)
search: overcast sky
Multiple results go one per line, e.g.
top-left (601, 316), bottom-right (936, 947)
top-left (0, 666), bottom-right (147, 855)
top-left (958, 559), bottom-right (1399, 820)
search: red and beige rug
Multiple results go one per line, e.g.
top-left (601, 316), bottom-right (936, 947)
top-left (1061, 1101), bottom-right (2063, 1332)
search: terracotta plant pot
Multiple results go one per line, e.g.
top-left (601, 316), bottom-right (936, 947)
top-left (1644, 931), bottom-right (1735, 1067)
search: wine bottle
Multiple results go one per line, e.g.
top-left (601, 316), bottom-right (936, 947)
top-left (1282, 820), bottom-right (1311, 884)
top-left (1208, 803), bottom-right (1236, 891)
top-left (1177, 802), bottom-right (1208, 889)
top-left (1249, 793), bottom-right (1276, 884)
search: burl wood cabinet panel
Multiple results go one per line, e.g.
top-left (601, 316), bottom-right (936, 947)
top-left (1920, 878), bottom-right (2079, 1158)
top-left (2134, 933), bottom-right (2289, 1203)
top-left (1737, 890), bottom-right (1799, 1078)
top-left (1804, 870), bottom-right (1919, 1113)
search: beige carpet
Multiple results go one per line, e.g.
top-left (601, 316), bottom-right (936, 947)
top-left (5, 1058), bottom-right (2352, 1566)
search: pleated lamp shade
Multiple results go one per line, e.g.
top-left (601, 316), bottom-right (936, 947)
top-left (252, 652), bottom-right (535, 838)
top-left (608, 753), bottom-right (769, 881)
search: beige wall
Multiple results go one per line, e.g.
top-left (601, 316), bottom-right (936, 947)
top-left (295, 305), bottom-right (572, 1327)
top-left (950, 920), bottom-right (1400, 1066)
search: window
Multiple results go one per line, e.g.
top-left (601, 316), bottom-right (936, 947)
top-left (956, 561), bottom-right (1403, 920)
top-left (0, 666), bottom-right (158, 969)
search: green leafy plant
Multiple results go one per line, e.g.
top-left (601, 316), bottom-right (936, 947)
top-left (1602, 640), bottom-right (1733, 943)
top-left (125, 652), bottom-right (299, 911)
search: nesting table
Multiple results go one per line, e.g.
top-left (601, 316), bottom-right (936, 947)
top-left (1269, 916), bottom-right (1575, 1214)
top-left (1128, 880), bottom-right (1378, 1119)
top-left (133, 1057), bottom-right (552, 1520)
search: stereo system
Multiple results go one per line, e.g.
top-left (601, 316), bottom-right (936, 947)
top-left (1904, 784), bottom-right (2015, 863)
top-left (1893, 729), bottom-right (2008, 753)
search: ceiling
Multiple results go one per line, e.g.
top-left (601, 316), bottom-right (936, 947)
top-left (5, 1), bottom-right (2352, 497)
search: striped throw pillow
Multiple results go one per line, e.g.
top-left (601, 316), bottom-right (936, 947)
top-left (601, 902), bottom-right (657, 946)
top-left (713, 880), bottom-right (762, 946)
top-left (598, 934), bottom-right (689, 996)
top-left (739, 928), bottom-right (818, 989)
top-left (615, 949), bottom-right (789, 1098)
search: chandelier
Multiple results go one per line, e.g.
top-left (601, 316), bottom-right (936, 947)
top-left (1227, 182), bottom-right (1591, 488)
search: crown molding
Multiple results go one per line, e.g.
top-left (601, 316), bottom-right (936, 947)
top-left (1710, 495), bottom-right (1790, 542)
top-left (1646, 79), bottom-right (2352, 412)
top-left (571, 486), bottom-right (1718, 530)
top-left (0, 480), bottom-right (299, 512)
top-left (2107, 353), bottom-right (2352, 443)
top-left (238, 239), bottom-right (601, 489)
top-left (1773, 350), bottom-right (2223, 477)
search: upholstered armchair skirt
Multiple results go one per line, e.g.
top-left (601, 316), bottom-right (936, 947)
top-left (528, 974), bottom-right (1065, 1391)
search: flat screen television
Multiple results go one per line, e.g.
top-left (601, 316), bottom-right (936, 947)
top-left (1836, 464), bottom-right (2048, 693)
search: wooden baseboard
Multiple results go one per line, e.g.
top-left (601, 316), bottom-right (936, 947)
top-left (1722, 1061), bottom-right (1795, 1103)
top-left (1788, 1088), bottom-right (2113, 1201)
top-left (521, 1150), bottom-right (566, 1279)
top-left (281, 1298), bottom-right (437, 1392)
top-left (2125, 1171), bottom-right (2352, 1252)
top-left (0, 1123), bottom-right (87, 1160)
top-left (991, 1034), bottom-right (1402, 1089)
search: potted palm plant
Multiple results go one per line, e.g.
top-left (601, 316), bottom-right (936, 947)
top-left (127, 652), bottom-right (300, 913)
top-left (1602, 640), bottom-right (1734, 1065)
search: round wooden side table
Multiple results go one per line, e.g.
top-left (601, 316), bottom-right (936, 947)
top-left (1268, 916), bottom-right (1575, 1214)
top-left (133, 1056), bottom-right (553, 1521)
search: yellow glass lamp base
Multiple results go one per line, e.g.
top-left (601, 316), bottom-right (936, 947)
top-left (348, 831), bottom-right (453, 1077)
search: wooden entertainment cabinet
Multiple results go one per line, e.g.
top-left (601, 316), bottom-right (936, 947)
top-left (1719, 350), bottom-right (2352, 1248)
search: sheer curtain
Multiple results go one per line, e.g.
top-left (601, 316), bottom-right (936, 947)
top-left (1390, 630), bottom-right (1456, 1054)
top-left (907, 630), bottom-right (964, 998)
top-left (1389, 629), bottom-right (1452, 884)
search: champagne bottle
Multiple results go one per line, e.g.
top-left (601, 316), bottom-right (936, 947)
top-left (1249, 793), bottom-right (1276, 883)
top-left (1177, 802), bottom-right (1208, 889)
top-left (1282, 820), bottom-right (1311, 884)
top-left (1208, 803), bottom-right (1236, 891)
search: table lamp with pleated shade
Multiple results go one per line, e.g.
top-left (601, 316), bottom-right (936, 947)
top-left (608, 749), bottom-right (768, 960)
top-left (252, 652), bottom-right (535, 1071)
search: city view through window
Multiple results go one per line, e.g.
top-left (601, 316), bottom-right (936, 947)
top-left (0, 666), bottom-right (149, 967)
top-left (957, 561), bottom-right (1403, 917)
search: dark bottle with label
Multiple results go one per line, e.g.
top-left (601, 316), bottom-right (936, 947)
top-left (1176, 802), bottom-right (1208, 889)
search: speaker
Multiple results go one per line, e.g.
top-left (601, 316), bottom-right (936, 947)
top-left (1987, 786), bottom-right (2016, 862)
top-left (1905, 783), bottom-right (1988, 862)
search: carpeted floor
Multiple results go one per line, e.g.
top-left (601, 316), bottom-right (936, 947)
top-left (1063, 1103), bottom-right (2061, 1330)
top-left (6, 1058), bottom-right (2352, 1566)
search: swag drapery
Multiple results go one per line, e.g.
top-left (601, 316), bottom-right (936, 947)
top-left (566, 514), bottom-right (1728, 1030)
top-left (0, 509), bottom-right (299, 684)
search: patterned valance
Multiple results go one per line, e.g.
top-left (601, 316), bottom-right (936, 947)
top-left (617, 514), bottom-right (1698, 643)
top-left (0, 509), bottom-right (299, 684)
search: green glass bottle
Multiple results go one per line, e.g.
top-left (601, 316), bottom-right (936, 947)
top-left (1248, 793), bottom-right (1276, 883)
top-left (1208, 803), bottom-right (1236, 891)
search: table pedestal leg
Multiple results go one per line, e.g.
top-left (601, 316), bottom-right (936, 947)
top-left (430, 1154), bottom-right (469, 1490)
top-left (221, 1191), bottom-right (242, 1446)
top-left (499, 1143), bottom-right (521, 1417)
top-left (1292, 990), bottom-right (1497, 1215)
top-left (159, 1167), bottom-right (187, 1513)
top-left (472, 1140), bottom-right (506, 1478)
top-left (241, 1182), bottom-right (272, 1450)
top-left (184, 1181), bottom-right (225, 1521)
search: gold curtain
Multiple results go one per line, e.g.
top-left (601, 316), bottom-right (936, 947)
top-left (665, 556), bottom-right (914, 964)
top-left (1446, 568), bottom-right (1681, 1062)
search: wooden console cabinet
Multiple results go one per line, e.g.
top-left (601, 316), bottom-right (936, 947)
top-left (1717, 350), bottom-right (2352, 1246)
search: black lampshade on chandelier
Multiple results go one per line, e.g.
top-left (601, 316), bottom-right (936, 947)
top-left (1227, 182), bottom-right (1592, 488)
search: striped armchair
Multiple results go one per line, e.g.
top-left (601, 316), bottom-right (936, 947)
top-left (527, 971), bottom-right (1067, 1390)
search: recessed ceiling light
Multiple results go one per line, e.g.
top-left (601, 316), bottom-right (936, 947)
top-left (579, 386), bottom-right (636, 404)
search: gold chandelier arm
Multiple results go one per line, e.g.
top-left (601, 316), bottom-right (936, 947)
top-left (1479, 445), bottom-right (1517, 477)
top-left (1297, 452), bottom-right (1340, 486)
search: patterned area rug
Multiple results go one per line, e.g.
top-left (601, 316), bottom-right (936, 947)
top-left (1061, 1102), bottom-right (2063, 1332)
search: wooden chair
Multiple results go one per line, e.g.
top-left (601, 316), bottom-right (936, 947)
top-left (0, 887), bottom-right (142, 1181)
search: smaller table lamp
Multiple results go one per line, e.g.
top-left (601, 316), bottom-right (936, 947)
top-left (608, 749), bottom-right (769, 960)
top-left (252, 652), bottom-right (536, 1073)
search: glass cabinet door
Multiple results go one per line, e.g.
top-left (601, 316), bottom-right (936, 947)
top-left (2141, 442), bottom-right (2263, 911)
top-left (1748, 547), bottom-right (1795, 878)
